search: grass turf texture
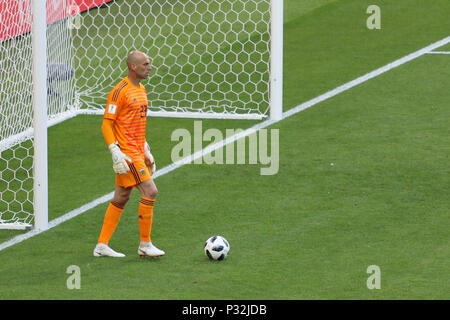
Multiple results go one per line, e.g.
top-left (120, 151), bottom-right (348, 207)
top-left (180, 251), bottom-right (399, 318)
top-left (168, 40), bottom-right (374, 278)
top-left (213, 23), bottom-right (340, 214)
top-left (0, 0), bottom-right (449, 299)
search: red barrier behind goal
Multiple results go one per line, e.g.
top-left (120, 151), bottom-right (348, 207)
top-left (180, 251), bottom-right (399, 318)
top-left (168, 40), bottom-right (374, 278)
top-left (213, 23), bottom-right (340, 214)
top-left (0, 0), bottom-right (113, 41)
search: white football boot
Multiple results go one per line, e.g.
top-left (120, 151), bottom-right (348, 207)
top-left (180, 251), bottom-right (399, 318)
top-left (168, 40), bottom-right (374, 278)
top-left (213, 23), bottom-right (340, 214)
top-left (138, 242), bottom-right (165, 258)
top-left (93, 243), bottom-right (125, 258)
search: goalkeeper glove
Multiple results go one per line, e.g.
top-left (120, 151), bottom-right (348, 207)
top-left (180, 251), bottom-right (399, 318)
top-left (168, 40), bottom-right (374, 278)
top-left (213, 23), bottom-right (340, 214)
top-left (144, 141), bottom-right (156, 175)
top-left (108, 142), bottom-right (132, 174)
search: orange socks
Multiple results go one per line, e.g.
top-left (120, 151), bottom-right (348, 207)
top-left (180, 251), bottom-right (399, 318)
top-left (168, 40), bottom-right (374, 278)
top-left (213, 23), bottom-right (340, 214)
top-left (139, 197), bottom-right (155, 242)
top-left (97, 197), bottom-right (155, 245)
top-left (97, 201), bottom-right (124, 245)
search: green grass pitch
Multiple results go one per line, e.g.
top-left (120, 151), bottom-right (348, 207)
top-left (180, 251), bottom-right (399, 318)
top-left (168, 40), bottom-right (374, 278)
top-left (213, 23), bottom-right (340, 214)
top-left (0, 0), bottom-right (449, 300)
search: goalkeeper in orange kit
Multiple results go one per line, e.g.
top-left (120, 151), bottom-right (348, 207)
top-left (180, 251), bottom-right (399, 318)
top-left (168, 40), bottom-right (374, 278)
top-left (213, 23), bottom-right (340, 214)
top-left (93, 50), bottom-right (164, 258)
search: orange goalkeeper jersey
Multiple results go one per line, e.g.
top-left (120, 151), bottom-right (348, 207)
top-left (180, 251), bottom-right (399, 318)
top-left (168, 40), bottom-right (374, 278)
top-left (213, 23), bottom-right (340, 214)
top-left (104, 76), bottom-right (149, 162)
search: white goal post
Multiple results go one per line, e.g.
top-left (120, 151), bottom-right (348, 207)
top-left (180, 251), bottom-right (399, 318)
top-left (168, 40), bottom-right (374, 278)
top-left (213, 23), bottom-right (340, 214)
top-left (0, 0), bottom-right (283, 230)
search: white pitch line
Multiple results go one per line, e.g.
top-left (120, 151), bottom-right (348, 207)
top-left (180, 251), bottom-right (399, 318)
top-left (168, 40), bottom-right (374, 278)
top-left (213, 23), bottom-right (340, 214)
top-left (427, 51), bottom-right (450, 55)
top-left (1, 35), bottom-right (449, 252)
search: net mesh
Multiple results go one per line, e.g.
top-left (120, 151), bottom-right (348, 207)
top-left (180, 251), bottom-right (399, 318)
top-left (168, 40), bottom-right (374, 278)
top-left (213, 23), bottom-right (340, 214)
top-left (73, 0), bottom-right (270, 117)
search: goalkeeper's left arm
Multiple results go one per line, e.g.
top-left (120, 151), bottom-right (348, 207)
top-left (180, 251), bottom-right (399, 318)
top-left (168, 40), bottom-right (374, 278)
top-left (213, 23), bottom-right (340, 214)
top-left (144, 141), bottom-right (156, 175)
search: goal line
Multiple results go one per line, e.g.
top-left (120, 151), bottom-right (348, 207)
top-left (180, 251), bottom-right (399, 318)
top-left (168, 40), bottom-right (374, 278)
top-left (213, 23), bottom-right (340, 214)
top-left (426, 51), bottom-right (450, 55)
top-left (0, 35), bottom-right (449, 252)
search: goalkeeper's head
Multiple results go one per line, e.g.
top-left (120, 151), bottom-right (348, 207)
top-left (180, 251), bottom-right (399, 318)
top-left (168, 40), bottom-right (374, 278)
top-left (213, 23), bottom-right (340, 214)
top-left (127, 50), bottom-right (152, 81)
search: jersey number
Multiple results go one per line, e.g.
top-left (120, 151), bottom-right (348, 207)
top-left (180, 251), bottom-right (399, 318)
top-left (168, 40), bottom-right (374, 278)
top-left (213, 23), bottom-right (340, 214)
top-left (140, 105), bottom-right (148, 118)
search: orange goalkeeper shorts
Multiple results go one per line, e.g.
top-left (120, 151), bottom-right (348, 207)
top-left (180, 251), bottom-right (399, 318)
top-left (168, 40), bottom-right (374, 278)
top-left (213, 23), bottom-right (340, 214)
top-left (116, 160), bottom-right (151, 188)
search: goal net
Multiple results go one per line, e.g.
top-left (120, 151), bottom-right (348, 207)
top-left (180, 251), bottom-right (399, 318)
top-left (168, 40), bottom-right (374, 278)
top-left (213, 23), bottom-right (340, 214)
top-left (74, 0), bottom-right (272, 119)
top-left (0, 0), bottom-right (281, 229)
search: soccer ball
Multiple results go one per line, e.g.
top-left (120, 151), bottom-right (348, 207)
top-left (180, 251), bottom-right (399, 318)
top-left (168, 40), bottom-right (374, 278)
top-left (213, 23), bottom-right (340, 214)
top-left (204, 235), bottom-right (230, 261)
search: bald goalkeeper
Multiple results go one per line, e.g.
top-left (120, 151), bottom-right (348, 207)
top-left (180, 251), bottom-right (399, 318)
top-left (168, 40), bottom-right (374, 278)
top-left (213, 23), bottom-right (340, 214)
top-left (93, 51), bottom-right (165, 258)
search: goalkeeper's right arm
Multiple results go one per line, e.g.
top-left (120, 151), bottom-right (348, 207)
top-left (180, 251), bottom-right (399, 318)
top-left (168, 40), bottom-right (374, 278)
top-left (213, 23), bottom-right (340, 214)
top-left (102, 119), bottom-right (131, 175)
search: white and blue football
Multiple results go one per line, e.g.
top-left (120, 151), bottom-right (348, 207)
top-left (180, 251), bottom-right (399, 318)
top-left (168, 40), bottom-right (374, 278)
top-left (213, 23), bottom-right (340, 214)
top-left (204, 235), bottom-right (230, 261)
